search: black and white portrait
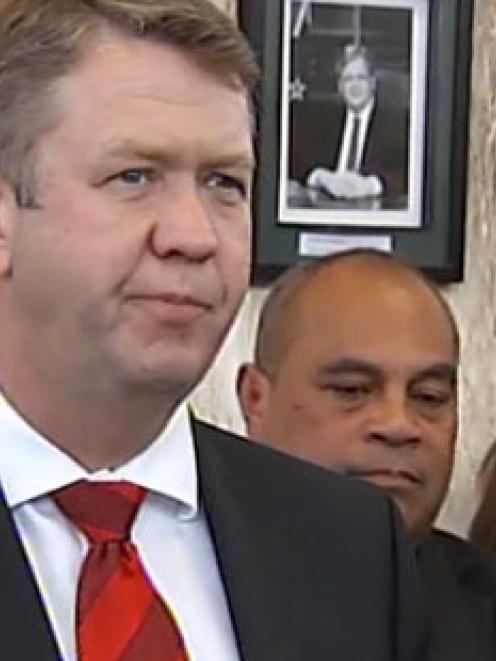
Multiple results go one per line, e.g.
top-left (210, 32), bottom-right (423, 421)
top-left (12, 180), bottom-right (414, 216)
top-left (279, 0), bottom-right (428, 227)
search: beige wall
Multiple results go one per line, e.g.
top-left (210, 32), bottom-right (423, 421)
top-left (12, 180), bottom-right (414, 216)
top-left (191, 0), bottom-right (496, 537)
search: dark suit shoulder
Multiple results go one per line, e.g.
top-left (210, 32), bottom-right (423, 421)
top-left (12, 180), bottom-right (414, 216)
top-left (419, 528), bottom-right (496, 594)
top-left (417, 530), bottom-right (496, 661)
top-left (194, 417), bottom-right (394, 524)
top-left (193, 418), bottom-right (429, 661)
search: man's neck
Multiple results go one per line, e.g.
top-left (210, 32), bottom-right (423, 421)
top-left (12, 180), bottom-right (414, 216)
top-left (348, 97), bottom-right (375, 119)
top-left (0, 333), bottom-right (185, 470)
top-left (1, 376), bottom-right (180, 470)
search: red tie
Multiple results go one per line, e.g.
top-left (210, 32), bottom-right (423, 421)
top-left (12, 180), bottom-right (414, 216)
top-left (52, 481), bottom-right (189, 661)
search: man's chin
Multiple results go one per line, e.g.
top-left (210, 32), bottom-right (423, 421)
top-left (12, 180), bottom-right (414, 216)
top-left (111, 350), bottom-right (206, 397)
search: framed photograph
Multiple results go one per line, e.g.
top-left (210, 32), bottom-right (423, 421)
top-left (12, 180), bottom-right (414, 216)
top-left (239, 0), bottom-right (473, 282)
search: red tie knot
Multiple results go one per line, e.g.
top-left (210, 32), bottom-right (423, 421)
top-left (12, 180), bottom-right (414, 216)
top-left (52, 481), bottom-right (146, 544)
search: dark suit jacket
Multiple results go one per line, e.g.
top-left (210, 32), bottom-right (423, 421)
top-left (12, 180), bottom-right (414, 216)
top-left (0, 418), bottom-right (429, 660)
top-left (417, 529), bottom-right (496, 661)
top-left (289, 96), bottom-right (409, 200)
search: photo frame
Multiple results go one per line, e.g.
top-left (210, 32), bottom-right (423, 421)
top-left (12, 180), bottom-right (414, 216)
top-left (239, 0), bottom-right (473, 283)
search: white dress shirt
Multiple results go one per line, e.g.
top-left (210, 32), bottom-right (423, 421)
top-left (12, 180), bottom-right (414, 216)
top-left (0, 394), bottom-right (239, 661)
top-left (337, 100), bottom-right (375, 173)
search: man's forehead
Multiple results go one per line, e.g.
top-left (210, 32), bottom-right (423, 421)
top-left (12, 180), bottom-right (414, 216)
top-left (56, 30), bottom-right (252, 113)
top-left (283, 261), bottom-right (458, 353)
top-left (298, 261), bottom-right (441, 308)
top-left (315, 357), bottom-right (457, 383)
top-left (41, 33), bottom-right (254, 163)
top-left (342, 55), bottom-right (370, 75)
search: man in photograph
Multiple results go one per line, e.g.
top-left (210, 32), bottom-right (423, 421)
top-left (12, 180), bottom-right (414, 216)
top-left (290, 43), bottom-right (409, 201)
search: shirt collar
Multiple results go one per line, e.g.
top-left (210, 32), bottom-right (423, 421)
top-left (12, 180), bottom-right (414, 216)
top-left (0, 393), bottom-right (198, 518)
top-left (348, 98), bottom-right (375, 122)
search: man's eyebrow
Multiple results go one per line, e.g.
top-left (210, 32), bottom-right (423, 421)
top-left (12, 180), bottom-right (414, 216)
top-left (97, 139), bottom-right (168, 161)
top-left (316, 360), bottom-right (458, 385)
top-left (413, 364), bottom-right (458, 386)
top-left (97, 139), bottom-right (255, 170)
top-left (317, 359), bottom-right (380, 377)
top-left (202, 153), bottom-right (256, 171)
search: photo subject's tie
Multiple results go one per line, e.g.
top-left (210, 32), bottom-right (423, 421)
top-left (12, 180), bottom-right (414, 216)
top-left (346, 114), bottom-right (361, 172)
top-left (52, 481), bottom-right (189, 661)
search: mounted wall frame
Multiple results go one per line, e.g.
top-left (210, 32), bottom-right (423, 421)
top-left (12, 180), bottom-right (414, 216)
top-left (239, 0), bottom-right (473, 283)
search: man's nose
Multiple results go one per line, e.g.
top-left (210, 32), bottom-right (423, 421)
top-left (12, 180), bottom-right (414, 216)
top-left (149, 179), bottom-right (218, 261)
top-left (366, 393), bottom-right (421, 447)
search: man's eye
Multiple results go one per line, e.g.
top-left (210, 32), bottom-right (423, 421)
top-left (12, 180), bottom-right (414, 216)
top-left (413, 390), bottom-right (452, 407)
top-left (327, 383), bottom-right (371, 399)
top-left (107, 168), bottom-right (155, 187)
top-left (343, 75), bottom-right (368, 83)
top-left (205, 172), bottom-right (248, 201)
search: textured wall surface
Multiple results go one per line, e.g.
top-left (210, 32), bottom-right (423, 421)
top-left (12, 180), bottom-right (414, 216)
top-left (192, 0), bottom-right (496, 536)
top-left (436, 0), bottom-right (496, 534)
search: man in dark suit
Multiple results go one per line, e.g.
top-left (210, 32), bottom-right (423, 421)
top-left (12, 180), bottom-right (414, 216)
top-left (0, 2), bottom-right (428, 660)
top-left (290, 45), bottom-right (408, 201)
top-left (238, 249), bottom-right (496, 661)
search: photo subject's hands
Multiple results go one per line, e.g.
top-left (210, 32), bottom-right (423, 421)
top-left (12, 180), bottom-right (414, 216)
top-left (306, 167), bottom-right (383, 199)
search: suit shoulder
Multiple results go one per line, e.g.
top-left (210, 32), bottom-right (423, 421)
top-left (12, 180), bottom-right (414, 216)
top-left (421, 528), bottom-right (496, 591)
top-left (194, 417), bottom-right (394, 523)
top-left (427, 528), bottom-right (494, 562)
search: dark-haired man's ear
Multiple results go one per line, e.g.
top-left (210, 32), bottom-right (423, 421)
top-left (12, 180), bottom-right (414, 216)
top-left (236, 363), bottom-right (272, 439)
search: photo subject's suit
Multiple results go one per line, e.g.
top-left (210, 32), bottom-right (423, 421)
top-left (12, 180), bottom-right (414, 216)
top-left (0, 419), bottom-right (429, 660)
top-left (290, 96), bottom-right (409, 199)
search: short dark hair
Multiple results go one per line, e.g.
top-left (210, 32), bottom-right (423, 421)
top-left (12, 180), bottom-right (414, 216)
top-left (254, 249), bottom-right (460, 376)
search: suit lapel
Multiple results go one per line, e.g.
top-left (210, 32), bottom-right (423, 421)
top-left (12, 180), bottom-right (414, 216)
top-left (193, 419), bottom-right (312, 661)
top-left (0, 488), bottom-right (61, 660)
top-left (361, 103), bottom-right (377, 171)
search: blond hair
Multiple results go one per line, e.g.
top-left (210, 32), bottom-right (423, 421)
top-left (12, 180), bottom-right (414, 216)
top-left (0, 0), bottom-right (258, 203)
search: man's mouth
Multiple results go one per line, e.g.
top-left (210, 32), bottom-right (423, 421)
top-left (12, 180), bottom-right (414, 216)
top-left (346, 468), bottom-right (422, 489)
top-left (130, 292), bottom-right (212, 324)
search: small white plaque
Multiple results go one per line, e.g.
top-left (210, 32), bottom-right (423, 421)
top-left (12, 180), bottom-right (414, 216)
top-left (298, 232), bottom-right (393, 258)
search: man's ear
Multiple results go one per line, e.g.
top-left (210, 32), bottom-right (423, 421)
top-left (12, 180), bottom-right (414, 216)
top-left (0, 177), bottom-right (17, 277)
top-left (236, 363), bottom-right (272, 438)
